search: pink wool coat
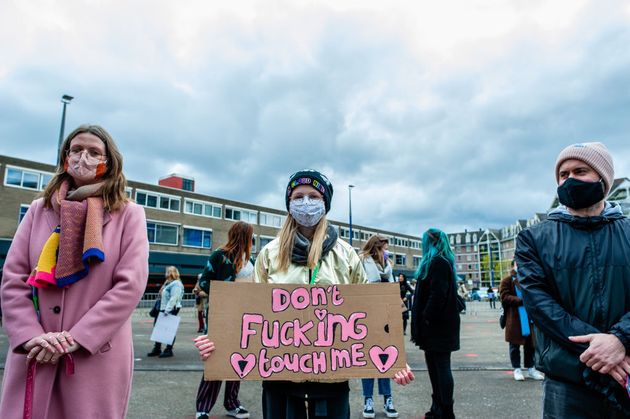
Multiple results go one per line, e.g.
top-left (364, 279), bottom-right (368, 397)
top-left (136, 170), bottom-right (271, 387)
top-left (0, 198), bottom-right (149, 419)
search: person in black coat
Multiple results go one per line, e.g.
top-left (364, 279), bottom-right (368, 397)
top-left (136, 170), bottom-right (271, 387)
top-left (411, 228), bottom-right (461, 419)
top-left (398, 273), bottom-right (414, 335)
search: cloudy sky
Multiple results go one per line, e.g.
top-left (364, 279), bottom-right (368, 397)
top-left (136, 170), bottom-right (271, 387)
top-left (2, 0), bottom-right (630, 236)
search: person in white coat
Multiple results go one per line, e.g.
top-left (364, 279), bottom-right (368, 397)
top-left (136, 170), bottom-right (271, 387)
top-left (359, 235), bottom-right (398, 418)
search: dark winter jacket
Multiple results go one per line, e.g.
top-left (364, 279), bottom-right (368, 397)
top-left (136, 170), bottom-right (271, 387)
top-left (499, 273), bottom-right (533, 346)
top-left (410, 256), bottom-right (461, 352)
top-left (515, 202), bottom-right (630, 388)
top-left (199, 249), bottom-right (238, 294)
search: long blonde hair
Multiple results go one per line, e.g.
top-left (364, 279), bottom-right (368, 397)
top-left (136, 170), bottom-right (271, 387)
top-left (277, 215), bottom-right (329, 271)
top-left (165, 266), bottom-right (180, 281)
top-left (42, 124), bottom-right (129, 211)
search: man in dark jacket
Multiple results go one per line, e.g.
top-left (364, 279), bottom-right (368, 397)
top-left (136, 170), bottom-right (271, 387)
top-left (516, 142), bottom-right (630, 418)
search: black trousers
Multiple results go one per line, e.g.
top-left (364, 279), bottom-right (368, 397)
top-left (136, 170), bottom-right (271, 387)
top-left (425, 351), bottom-right (455, 415)
top-left (509, 340), bottom-right (534, 369)
top-left (262, 381), bottom-right (350, 419)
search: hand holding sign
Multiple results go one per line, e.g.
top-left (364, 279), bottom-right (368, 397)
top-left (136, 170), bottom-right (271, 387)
top-left (193, 336), bottom-right (215, 361)
top-left (393, 364), bottom-right (415, 386)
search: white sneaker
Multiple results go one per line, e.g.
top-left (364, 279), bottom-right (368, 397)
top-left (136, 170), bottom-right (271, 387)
top-left (363, 397), bottom-right (376, 418)
top-left (383, 396), bottom-right (399, 418)
top-left (226, 406), bottom-right (250, 419)
top-left (528, 367), bottom-right (544, 380)
top-left (514, 368), bottom-right (525, 381)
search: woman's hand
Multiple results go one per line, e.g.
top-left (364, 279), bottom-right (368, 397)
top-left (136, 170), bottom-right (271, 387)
top-left (393, 364), bottom-right (415, 385)
top-left (193, 335), bottom-right (216, 361)
top-left (24, 332), bottom-right (77, 365)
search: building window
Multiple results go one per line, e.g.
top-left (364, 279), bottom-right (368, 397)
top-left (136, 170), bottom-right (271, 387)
top-left (18, 204), bottom-right (30, 224)
top-left (184, 199), bottom-right (222, 218)
top-left (260, 212), bottom-right (285, 228)
top-left (125, 187), bottom-right (133, 198)
top-left (136, 190), bottom-right (181, 212)
top-left (147, 221), bottom-right (179, 245)
top-left (339, 228), bottom-right (350, 239)
top-left (225, 206), bottom-right (258, 224)
top-left (182, 178), bottom-right (194, 192)
top-left (259, 235), bottom-right (275, 249)
top-left (4, 166), bottom-right (54, 191)
top-left (413, 255), bottom-right (422, 268)
top-left (395, 254), bottom-right (407, 266)
top-left (251, 236), bottom-right (257, 253)
top-left (183, 227), bottom-right (212, 249)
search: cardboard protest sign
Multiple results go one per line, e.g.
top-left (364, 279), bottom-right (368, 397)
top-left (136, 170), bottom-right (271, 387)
top-left (150, 313), bottom-right (181, 345)
top-left (204, 282), bottom-right (406, 381)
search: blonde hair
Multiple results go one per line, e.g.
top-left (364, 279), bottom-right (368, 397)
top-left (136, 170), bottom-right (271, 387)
top-left (165, 266), bottom-right (180, 281)
top-left (277, 215), bottom-right (329, 271)
top-left (42, 124), bottom-right (129, 212)
top-left (360, 235), bottom-right (388, 266)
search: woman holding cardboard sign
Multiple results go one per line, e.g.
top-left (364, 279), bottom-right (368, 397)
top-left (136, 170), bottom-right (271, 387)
top-left (410, 228), bottom-right (461, 419)
top-left (194, 221), bottom-right (254, 419)
top-left (196, 169), bottom-right (414, 418)
top-left (254, 169), bottom-right (366, 418)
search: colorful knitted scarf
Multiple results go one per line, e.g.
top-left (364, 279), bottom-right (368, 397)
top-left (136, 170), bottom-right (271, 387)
top-left (27, 180), bottom-right (106, 288)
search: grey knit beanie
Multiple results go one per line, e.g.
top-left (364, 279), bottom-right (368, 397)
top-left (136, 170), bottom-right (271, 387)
top-left (555, 142), bottom-right (614, 195)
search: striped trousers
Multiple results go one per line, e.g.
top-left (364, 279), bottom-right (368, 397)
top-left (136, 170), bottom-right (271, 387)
top-left (196, 376), bottom-right (241, 413)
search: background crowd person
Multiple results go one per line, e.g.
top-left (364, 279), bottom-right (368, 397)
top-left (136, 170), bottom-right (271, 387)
top-left (147, 266), bottom-right (184, 358)
top-left (516, 142), bottom-right (630, 417)
top-left (411, 228), bottom-right (461, 419)
top-left (193, 273), bottom-right (208, 333)
top-left (499, 261), bottom-right (544, 382)
top-left (0, 124), bottom-right (149, 418)
top-left (486, 285), bottom-right (496, 309)
top-left (399, 273), bottom-right (414, 336)
top-left (194, 221), bottom-right (254, 419)
top-left (359, 235), bottom-right (399, 418)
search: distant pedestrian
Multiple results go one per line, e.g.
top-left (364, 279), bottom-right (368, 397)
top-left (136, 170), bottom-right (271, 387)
top-left (147, 266), bottom-right (184, 358)
top-left (410, 228), bottom-right (461, 419)
top-left (499, 261), bottom-right (544, 382)
top-left (359, 235), bottom-right (399, 418)
top-left (193, 274), bottom-right (208, 333)
top-left (194, 221), bottom-right (254, 419)
top-left (487, 286), bottom-right (496, 309)
top-left (399, 273), bottom-right (414, 335)
top-left (516, 142), bottom-right (630, 417)
top-left (0, 124), bottom-right (149, 418)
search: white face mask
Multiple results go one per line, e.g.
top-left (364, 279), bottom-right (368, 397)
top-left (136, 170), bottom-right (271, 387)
top-left (289, 196), bottom-right (325, 227)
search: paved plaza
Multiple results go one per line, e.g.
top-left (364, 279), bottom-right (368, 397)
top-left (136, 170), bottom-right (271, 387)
top-left (1, 302), bottom-right (543, 418)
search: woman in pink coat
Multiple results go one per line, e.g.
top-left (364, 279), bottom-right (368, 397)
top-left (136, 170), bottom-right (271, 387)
top-left (0, 124), bottom-right (149, 418)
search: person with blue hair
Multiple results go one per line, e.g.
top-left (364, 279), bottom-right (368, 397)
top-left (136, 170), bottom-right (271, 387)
top-left (410, 228), bottom-right (461, 419)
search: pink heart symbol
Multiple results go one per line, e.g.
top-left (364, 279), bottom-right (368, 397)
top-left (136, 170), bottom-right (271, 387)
top-left (230, 353), bottom-right (256, 379)
top-left (368, 345), bottom-right (399, 373)
top-left (314, 309), bottom-right (327, 321)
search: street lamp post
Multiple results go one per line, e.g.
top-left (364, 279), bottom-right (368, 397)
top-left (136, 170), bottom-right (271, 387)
top-left (348, 185), bottom-right (355, 246)
top-left (56, 94), bottom-right (74, 163)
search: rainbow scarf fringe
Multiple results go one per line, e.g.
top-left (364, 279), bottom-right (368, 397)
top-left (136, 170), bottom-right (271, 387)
top-left (27, 182), bottom-right (106, 288)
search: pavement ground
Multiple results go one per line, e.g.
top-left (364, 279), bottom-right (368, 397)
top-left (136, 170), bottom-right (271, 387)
top-left (1, 302), bottom-right (543, 418)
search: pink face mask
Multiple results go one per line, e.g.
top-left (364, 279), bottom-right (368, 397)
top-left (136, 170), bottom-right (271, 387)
top-left (65, 152), bottom-right (107, 182)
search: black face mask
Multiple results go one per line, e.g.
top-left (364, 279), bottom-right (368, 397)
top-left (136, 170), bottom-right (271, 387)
top-left (557, 178), bottom-right (605, 209)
